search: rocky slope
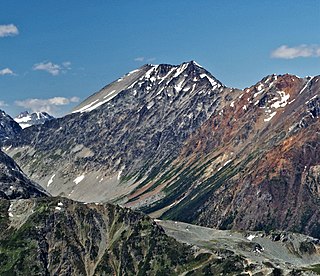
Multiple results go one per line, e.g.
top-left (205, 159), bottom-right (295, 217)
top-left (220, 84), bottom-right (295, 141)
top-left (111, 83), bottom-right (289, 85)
top-left (2, 63), bottom-right (319, 239)
top-left (0, 149), bottom-right (48, 199)
top-left (0, 110), bottom-right (21, 142)
top-left (14, 111), bottom-right (54, 129)
top-left (158, 220), bottom-right (320, 275)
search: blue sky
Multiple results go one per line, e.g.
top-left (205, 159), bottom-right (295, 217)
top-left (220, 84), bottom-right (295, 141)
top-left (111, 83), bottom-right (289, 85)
top-left (0, 0), bottom-right (319, 117)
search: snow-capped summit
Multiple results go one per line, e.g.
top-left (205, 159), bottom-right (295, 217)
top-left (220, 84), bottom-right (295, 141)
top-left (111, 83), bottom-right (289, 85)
top-left (15, 111), bottom-right (54, 129)
top-left (72, 61), bottom-right (223, 113)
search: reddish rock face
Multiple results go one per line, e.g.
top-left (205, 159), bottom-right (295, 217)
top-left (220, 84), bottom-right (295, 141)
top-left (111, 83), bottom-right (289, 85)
top-left (131, 74), bottom-right (320, 238)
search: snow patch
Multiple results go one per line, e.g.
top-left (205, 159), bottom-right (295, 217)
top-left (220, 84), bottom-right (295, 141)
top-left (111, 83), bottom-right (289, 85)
top-left (127, 69), bottom-right (140, 76)
top-left (72, 99), bottom-right (99, 113)
top-left (257, 84), bottom-right (264, 91)
top-left (264, 111), bottom-right (277, 122)
top-left (270, 91), bottom-right (290, 109)
top-left (174, 79), bottom-right (185, 93)
top-left (200, 73), bottom-right (217, 87)
top-left (8, 202), bottom-right (14, 218)
top-left (47, 174), bottom-right (56, 187)
top-left (4, 145), bottom-right (12, 151)
top-left (117, 170), bottom-right (123, 180)
top-left (73, 175), bottom-right (85, 185)
top-left (299, 77), bottom-right (314, 94)
top-left (247, 234), bottom-right (256, 241)
top-left (159, 68), bottom-right (175, 84)
top-left (173, 63), bottom-right (188, 78)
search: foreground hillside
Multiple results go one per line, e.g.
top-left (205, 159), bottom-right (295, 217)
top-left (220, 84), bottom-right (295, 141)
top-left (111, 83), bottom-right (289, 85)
top-left (1, 197), bottom-right (319, 275)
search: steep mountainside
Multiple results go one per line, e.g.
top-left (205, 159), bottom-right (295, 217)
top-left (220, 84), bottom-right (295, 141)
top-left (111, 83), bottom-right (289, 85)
top-left (15, 111), bottom-right (54, 129)
top-left (133, 74), bottom-right (320, 238)
top-left (0, 110), bottom-right (21, 142)
top-left (2, 62), bottom-right (319, 239)
top-left (0, 149), bottom-right (48, 199)
top-left (3, 61), bottom-right (232, 203)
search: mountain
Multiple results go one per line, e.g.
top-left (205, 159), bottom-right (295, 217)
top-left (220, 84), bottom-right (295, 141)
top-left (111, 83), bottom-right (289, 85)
top-left (1, 197), bottom-right (318, 275)
top-left (14, 111), bottom-right (54, 129)
top-left (2, 61), bottom-right (228, 203)
top-left (0, 110), bottom-right (21, 142)
top-left (2, 62), bottom-right (320, 239)
top-left (137, 74), bottom-right (320, 238)
top-left (0, 149), bottom-right (48, 199)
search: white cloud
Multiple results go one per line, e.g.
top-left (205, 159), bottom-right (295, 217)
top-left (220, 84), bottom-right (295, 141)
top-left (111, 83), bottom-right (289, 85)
top-left (0, 68), bottom-right (14, 76)
top-left (0, 24), bottom-right (19, 37)
top-left (15, 96), bottom-right (80, 115)
top-left (0, 101), bottom-right (8, 107)
top-left (70, 96), bottom-right (80, 102)
top-left (62, 61), bottom-right (71, 69)
top-left (134, 57), bottom-right (145, 62)
top-left (271, 44), bottom-right (320, 59)
top-left (33, 61), bottom-right (72, 76)
top-left (134, 57), bottom-right (156, 62)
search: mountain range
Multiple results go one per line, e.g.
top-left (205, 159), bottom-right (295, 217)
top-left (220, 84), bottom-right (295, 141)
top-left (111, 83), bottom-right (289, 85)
top-left (0, 61), bottom-right (319, 274)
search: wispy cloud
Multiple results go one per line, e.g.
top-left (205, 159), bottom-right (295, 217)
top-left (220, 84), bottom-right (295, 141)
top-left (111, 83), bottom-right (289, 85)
top-left (15, 96), bottom-right (80, 115)
top-left (134, 57), bottom-right (156, 62)
top-left (32, 61), bottom-right (72, 76)
top-left (271, 44), bottom-right (320, 59)
top-left (0, 68), bottom-right (15, 76)
top-left (0, 24), bottom-right (19, 37)
top-left (0, 101), bottom-right (8, 107)
top-left (134, 57), bottom-right (145, 62)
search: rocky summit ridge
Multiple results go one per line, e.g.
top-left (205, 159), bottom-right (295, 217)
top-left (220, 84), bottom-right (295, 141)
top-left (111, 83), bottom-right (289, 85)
top-left (1, 61), bottom-right (320, 240)
top-left (0, 110), bottom-right (21, 142)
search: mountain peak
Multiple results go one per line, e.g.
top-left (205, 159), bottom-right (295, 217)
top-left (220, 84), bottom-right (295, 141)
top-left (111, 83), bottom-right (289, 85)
top-left (15, 111), bottom-right (54, 129)
top-left (72, 61), bottom-right (223, 114)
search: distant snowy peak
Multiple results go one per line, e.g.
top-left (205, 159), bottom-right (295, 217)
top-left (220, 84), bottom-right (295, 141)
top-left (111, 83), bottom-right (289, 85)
top-left (72, 61), bottom-right (224, 114)
top-left (15, 111), bottom-right (54, 129)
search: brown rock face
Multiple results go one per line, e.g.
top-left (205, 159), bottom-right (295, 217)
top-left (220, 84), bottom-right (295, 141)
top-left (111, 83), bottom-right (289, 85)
top-left (133, 74), bottom-right (320, 238)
